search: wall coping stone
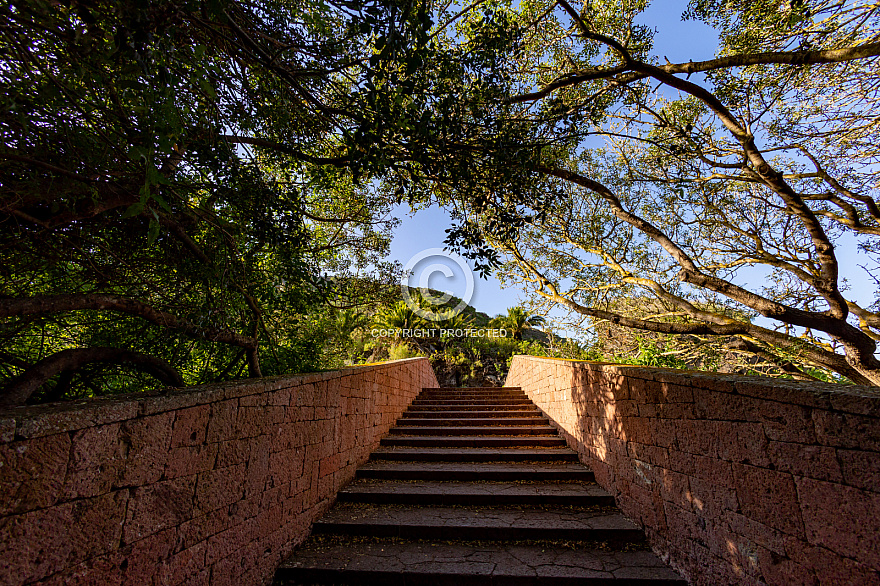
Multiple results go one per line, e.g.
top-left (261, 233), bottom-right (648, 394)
top-left (0, 358), bottom-right (428, 442)
top-left (510, 355), bottom-right (879, 415)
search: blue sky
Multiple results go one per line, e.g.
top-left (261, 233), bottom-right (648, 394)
top-left (386, 1), bottom-right (721, 325)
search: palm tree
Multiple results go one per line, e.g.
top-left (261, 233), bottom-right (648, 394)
top-left (334, 308), bottom-right (371, 339)
top-left (493, 307), bottom-right (546, 340)
top-left (373, 301), bottom-right (428, 331)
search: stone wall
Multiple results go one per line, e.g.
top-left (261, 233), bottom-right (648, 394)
top-left (0, 357), bottom-right (437, 586)
top-left (507, 355), bottom-right (880, 585)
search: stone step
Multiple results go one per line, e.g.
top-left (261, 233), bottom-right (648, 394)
top-left (370, 447), bottom-right (580, 462)
top-left (395, 417), bottom-right (549, 426)
top-left (277, 540), bottom-right (686, 585)
top-left (406, 404), bottom-right (540, 411)
top-left (275, 386), bottom-right (685, 586)
top-left (388, 425), bottom-right (556, 436)
top-left (336, 479), bottom-right (615, 506)
top-left (312, 504), bottom-right (644, 543)
top-left (418, 391), bottom-right (527, 398)
top-left (423, 387), bottom-right (522, 391)
top-left (412, 398), bottom-right (534, 405)
top-left (380, 435), bottom-right (567, 448)
top-left (401, 410), bottom-right (543, 418)
top-left (356, 461), bottom-right (595, 481)
top-left (417, 395), bottom-right (528, 402)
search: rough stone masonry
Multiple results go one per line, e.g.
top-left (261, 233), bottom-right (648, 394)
top-left (507, 355), bottom-right (880, 586)
top-left (0, 357), bottom-right (437, 586)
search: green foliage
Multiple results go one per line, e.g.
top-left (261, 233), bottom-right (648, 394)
top-left (388, 342), bottom-right (424, 360)
top-left (0, 0), bottom-right (411, 402)
top-left (490, 307), bottom-right (547, 340)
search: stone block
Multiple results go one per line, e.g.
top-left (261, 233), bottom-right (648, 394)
top-left (733, 464), bottom-right (804, 537)
top-left (836, 448), bottom-right (880, 493)
top-left (64, 423), bottom-right (127, 499)
top-left (0, 490), bottom-right (128, 584)
top-left (0, 433), bottom-right (70, 516)
top-left (216, 437), bottom-right (251, 468)
top-left (120, 412), bottom-right (174, 486)
top-left (784, 536), bottom-right (880, 586)
top-left (796, 477), bottom-right (880, 568)
top-left (171, 405), bottom-right (211, 448)
top-left (123, 476), bottom-right (196, 544)
top-left (812, 410), bottom-right (880, 451)
top-left (677, 420), bottom-right (721, 458)
top-left (716, 421), bottom-right (770, 467)
top-left (155, 540), bottom-right (207, 586)
top-left (689, 473), bottom-right (738, 517)
top-left (177, 508), bottom-right (232, 550)
top-left (165, 444), bottom-right (218, 479)
top-left (39, 551), bottom-right (126, 586)
top-left (828, 390), bottom-right (880, 417)
top-left (16, 399), bottom-right (138, 439)
top-left (756, 545), bottom-right (817, 586)
top-left (723, 510), bottom-right (787, 553)
top-left (767, 441), bottom-right (842, 483)
top-left (194, 463), bottom-right (246, 514)
top-left (121, 526), bottom-right (176, 586)
top-left (734, 379), bottom-right (832, 410)
top-left (205, 400), bottom-right (238, 444)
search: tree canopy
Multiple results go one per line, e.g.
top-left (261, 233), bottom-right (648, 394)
top-left (4, 0), bottom-right (880, 400)
top-left (418, 0), bottom-right (880, 386)
top-left (0, 0), bottom-right (428, 404)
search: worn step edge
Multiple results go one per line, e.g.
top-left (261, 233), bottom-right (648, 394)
top-left (395, 418), bottom-right (549, 426)
top-left (356, 466), bottom-right (594, 481)
top-left (311, 521), bottom-right (644, 543)
top-left (423, 387), bottom-right (522, 391)
top-left (406, 405), bottom-right (541, 412)
top-left (381, 437), bottom-right (567, 447)
top-left (369, 448), bottom-right (579, 462)
top-left (401, 411), bottom-right (543, 418)
top-left (276, 542), bottom-right (686, 586)
top-left (336, 491), bottom-right (614, 506)
top-left (419, 391), bottom-right (527, 396)
top-left (388, 426), bottom-right (556, 436)
top-left (416, 397), bottom-right (529, 402)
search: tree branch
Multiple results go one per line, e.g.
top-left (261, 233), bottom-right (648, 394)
top-left (0, 294), bottom-right (258, 349)
top-left (0, 347), bottom-right (183, 407)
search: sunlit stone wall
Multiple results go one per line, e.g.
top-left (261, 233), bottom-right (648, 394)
top-left (0, 357), bottom-right (437, 586)
top-left (507, 355), bottom-right (880, 586)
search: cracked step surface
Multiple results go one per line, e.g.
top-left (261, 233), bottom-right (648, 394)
top-left (406, 404), bottom-right (541, 411)
top-left (395, 417), bottom-right (549, 426)
top-left (275, 386), bottom-right (685, 585)
top-left (423, 386), bottom-right (523, 391)
top-left (388, 426), bottom-right (557, 436)
top-left (417, 391), bottom-right (528, 401)
top-left (313, 504), bottom-right (644, 542)
top-left (370, 447), bottom-right (580, 462)
top-left (381, 435), bottom-right (567, 447)
top-left (413, 399), bottom-right (535, 405)
top-left (277, 541), bottom-right (686, 585)
top-left (356, 461), bottom-right (596, 481)
top-left (401, 410), bottom-right (544, 418)
top-left (337, 479), bottom-right (615, 506)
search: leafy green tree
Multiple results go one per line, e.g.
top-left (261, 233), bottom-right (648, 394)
top-left (0, 0), bottom-right (427, 404)
top-left (406, 0), bottom-right (880, 385)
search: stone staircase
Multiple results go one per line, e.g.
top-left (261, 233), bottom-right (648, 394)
top-left (275, 387), bottom-right (686, 585)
